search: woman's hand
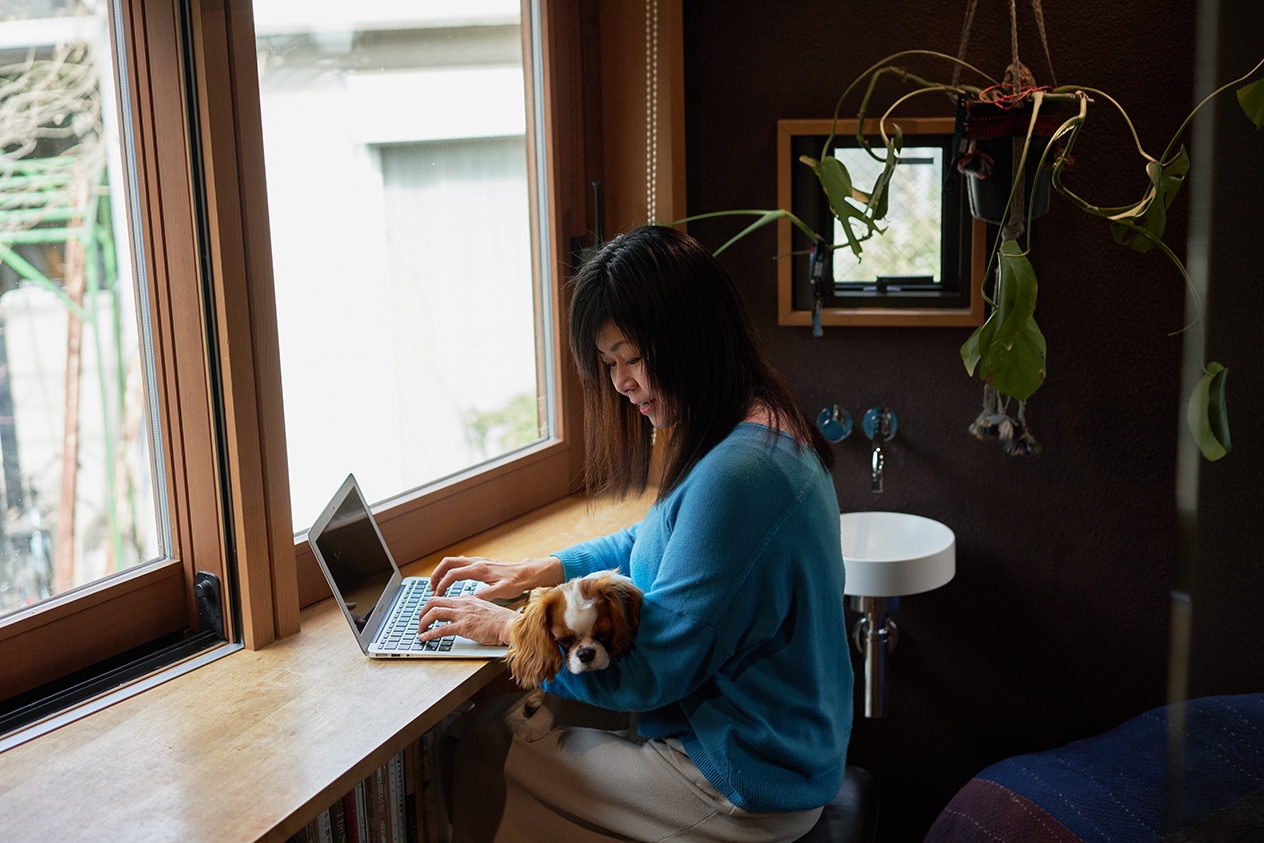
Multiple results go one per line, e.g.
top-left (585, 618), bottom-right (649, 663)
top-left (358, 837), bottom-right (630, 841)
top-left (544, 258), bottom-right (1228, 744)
top-left (429, 555), bottom-right (564, 603)
top-left (417, 596), bottom-right (519, 646)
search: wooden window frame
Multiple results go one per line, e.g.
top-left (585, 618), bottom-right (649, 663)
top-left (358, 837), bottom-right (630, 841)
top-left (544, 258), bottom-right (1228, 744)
top-left (777, 117), bottom-right (987, 328)
top-left (0, 0), bottom-right (597, 706)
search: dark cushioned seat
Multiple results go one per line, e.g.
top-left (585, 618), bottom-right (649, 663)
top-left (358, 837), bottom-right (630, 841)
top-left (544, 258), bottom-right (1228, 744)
top-left (794, 766), bottom-right (878, 843)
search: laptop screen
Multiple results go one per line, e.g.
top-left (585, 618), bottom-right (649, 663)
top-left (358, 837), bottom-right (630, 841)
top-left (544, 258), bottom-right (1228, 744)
top-left (311, 485), bottom-right (396, 630)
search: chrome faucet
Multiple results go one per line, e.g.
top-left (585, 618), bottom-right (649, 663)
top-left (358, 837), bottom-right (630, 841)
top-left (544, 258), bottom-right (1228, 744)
top-left (863, 408), bottom-right (897, 493)
top-left (872, 436), bottom-right (886, 492)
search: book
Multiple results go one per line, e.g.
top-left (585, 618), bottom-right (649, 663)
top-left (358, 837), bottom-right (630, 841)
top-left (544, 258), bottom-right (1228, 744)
top-left (364, 772), bottom-right (380, 843)
top-left (355, 780), bottom-right (370, 843)
top-left (316, 808), bottom-right (334, 843)
top-left (375, 766), bottom-right (390, 843)
top-left (388, 751), bottom-right (406, 843)
top-left (404, 739), bottom-right (420, 843)
top-left (343, 790), bottom-right (361, 843)
top-left (420, 729), bottom-right (439, 843)
top-left (330, 796), bottom-right (349, 843)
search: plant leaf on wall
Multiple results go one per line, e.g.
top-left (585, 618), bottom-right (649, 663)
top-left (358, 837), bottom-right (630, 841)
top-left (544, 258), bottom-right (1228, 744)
top-left (799, 154), bottom-right (871, 256)
top-left (1108, 147), bottom-right (1190, 253)
top-left (866, 127), bottom-right (903, 222)
top-left (798, 129), bottom-right (902, 261)
top-left (960, 241), bottom-right (1046, 402)
top-left (1237, 77), bottom-right (1264, 128)
top-left (1187, 362), bottom-right (1232, 461)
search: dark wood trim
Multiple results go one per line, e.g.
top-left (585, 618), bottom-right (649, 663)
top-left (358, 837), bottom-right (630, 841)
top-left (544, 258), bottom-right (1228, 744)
top-left (597, 0), bottom-right (686, 233)
top-left (776, 117), bottom-right (988, 328)
top-left (221, 0), bottom-right (301, 642)
top-left (186, 0), bottom-right (301, 650)
top-left (542, 0), bottom-right (596, 492)
top-left (0, 562), bottom-right (186, 698)
top-left (133, 0), bottom-right (229, 605)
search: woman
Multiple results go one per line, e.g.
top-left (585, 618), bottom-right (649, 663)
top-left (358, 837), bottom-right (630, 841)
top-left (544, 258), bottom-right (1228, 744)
top-left (419, 225), bottom-right (853, 842)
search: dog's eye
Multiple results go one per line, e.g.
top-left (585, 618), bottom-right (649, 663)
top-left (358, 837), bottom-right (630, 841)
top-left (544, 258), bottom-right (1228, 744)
top-left (557, 636), bottom-right (576, 650)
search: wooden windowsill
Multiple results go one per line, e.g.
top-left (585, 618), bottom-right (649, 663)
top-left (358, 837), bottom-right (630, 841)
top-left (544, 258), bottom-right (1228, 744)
top-left (0, 491), bottom-right (652, 843)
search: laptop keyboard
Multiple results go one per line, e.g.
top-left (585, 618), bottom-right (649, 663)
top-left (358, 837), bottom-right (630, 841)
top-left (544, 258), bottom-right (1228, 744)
top-left (377, 578), bottom-right (479, 653)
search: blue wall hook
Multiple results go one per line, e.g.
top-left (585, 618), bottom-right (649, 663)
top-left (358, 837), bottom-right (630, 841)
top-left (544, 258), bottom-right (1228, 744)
top-left (817, 405), bottom-right (853, 443)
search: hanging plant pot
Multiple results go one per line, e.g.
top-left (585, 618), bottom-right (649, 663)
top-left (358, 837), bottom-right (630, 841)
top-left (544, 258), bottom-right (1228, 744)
top-left (958, 100), bottom-right (1064, 225)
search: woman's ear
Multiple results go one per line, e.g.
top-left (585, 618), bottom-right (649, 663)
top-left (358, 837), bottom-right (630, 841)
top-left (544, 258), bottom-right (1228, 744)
top-left (507, 589), bottom-right (564, 689)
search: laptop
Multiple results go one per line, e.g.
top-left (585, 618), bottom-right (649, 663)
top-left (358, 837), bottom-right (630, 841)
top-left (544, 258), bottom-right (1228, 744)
top-left (307, 473), bottom-right (509, 660)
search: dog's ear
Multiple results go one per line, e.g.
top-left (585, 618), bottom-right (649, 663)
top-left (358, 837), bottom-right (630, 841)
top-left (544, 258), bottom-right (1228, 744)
top-left (507, 588), bottom-right (564, 689)
top-left (584, 573), bottom-right (643, 658)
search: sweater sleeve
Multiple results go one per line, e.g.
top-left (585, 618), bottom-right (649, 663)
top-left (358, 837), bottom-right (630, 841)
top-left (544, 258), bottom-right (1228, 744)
top-left (547, 445), bottom-right (812, 712)
top-left (553, 522), bottom-right (640, 579)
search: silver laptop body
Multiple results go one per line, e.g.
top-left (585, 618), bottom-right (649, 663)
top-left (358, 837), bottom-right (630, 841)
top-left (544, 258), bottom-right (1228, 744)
top-left (307, 473), bottom-right (508, 660)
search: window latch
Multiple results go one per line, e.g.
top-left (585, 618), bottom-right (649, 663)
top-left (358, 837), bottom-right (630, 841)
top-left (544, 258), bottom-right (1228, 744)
top-left (195, 571), bottom-right (226, 641)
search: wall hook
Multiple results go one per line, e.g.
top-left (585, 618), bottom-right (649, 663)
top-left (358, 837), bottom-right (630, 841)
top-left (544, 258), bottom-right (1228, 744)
top-left (817, 405), bottom-right (853, 443)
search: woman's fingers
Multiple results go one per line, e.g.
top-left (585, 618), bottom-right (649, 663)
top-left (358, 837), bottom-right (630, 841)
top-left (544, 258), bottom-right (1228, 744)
top-left (417, 596), bottom-right (517, 646)
top-left (429, 555), bottom-right (481, 598)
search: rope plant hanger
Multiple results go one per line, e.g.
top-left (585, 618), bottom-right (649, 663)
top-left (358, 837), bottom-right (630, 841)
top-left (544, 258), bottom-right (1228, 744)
top-left (954, 0), bottom-right (1057, 458)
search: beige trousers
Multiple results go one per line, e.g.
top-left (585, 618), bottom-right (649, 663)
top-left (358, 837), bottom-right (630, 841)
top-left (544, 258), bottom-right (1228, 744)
top-left (447, 690), bottom-right (822, 843)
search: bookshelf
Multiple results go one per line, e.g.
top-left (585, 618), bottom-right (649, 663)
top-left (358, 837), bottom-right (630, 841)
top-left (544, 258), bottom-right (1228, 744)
top-left (0, 491), bottom-right (653, 843)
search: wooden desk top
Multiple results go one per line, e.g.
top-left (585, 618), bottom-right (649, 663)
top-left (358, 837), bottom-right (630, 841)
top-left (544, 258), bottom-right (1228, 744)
top-left (0, 492), bottom-right (651, 843)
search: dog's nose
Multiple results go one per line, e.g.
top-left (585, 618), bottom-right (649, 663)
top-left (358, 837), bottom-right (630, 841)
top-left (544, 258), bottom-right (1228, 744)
top-left (577, 647), bottom-right (596, 664)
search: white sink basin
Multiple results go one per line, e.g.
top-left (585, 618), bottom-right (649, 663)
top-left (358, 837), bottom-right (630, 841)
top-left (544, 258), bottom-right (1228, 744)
top-left (841, 511), bottom-right (956, 597)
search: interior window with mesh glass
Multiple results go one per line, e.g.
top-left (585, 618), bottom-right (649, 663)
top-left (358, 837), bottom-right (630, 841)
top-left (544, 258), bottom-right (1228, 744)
top-left (831, 145), bottom-right (945, 288)
top-left (787, 127), bottom-right (974, 313)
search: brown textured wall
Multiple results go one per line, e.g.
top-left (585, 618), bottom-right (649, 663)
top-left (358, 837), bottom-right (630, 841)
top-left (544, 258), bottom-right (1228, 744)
top-left (679, 1), bottom-right (1262, 839)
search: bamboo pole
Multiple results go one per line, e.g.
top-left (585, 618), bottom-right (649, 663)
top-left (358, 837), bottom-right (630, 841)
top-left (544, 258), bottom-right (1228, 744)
top-left (54, 220), bottom-right (86, 593)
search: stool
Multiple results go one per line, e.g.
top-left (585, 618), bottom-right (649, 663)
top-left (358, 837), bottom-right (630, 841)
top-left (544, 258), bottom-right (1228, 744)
top-left (794, 766), bottom-right (878, 843)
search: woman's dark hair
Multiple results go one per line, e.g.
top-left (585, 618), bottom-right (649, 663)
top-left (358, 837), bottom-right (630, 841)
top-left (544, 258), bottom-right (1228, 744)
top-left (568, 225), bottom-right (833, 500)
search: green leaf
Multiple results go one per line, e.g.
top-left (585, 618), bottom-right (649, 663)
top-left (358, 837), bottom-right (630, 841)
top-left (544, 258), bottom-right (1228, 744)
top-left (800, 154), bottom-right (882, 260)
top-left (801, 154), bottom-right (853, 213)
top-left (713, 210), bottom-right (784, 255)
top-left (867, 128), bottom-right (903, 221)
top-left (960, 317), bottom-right (994, 377)
top-left (670, 209), bottom-right (821, 255)
top-left (959, 241), bottom-right (1046, 401)
top-left (993, 241), bottom-right (1038, 351)
top-left (1108, 147), bottom-right (1190, 253)
top-left (1186, 362), bottom-right (1232, 460)
top-left (980, 315), bottom-right (1047, 402)
top-left (1237, 77), bottom-right (1264, 128)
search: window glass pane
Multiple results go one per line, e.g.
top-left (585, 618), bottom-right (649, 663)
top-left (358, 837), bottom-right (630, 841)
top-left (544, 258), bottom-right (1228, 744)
top-left (833, 145), bottom-right (944, 283)
top-left (0, 0), bottom-right (162, 616)
top-left (254, 1), bottom-right (548, 530)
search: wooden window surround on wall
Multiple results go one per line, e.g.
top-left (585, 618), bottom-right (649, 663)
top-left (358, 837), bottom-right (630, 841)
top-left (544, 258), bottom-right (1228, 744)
top-left (0, 0), bottom-right (601, 709)
top-left (777, 117), bottom-right (987, 328)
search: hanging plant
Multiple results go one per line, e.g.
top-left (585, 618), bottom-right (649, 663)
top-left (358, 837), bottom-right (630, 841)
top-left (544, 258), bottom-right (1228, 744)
top-left (680, 47), bottom-right (1263, 461)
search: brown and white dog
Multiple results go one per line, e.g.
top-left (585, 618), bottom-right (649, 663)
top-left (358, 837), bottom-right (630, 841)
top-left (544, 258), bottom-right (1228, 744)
top-left (507, 570), bottom-right (643, 688)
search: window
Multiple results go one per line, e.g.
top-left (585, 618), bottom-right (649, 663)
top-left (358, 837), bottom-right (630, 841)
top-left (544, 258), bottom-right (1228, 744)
top-left (0, 4), bottom-right (162, 617)
top-left (828, 144), bottom-right (946, 291)
top-left (253, 3), bottom-right (548, 531)
top-left (777, 118), bottom-right (986, 327)
top-left (0, 0), bottom-right (592, 719)
top-left (252, 1), bottom-right (591, 606)
top-left (0, 0), bottom-right (236, 711)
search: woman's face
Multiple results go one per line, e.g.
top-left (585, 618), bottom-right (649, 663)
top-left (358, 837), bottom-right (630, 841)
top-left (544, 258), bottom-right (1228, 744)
top-left (595, 322), bottom-right (675, 429)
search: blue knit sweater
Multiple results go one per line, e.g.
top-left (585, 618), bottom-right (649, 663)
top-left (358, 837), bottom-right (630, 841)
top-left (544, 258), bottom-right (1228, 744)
top-left (544, 423), bottom-right (853, 813)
